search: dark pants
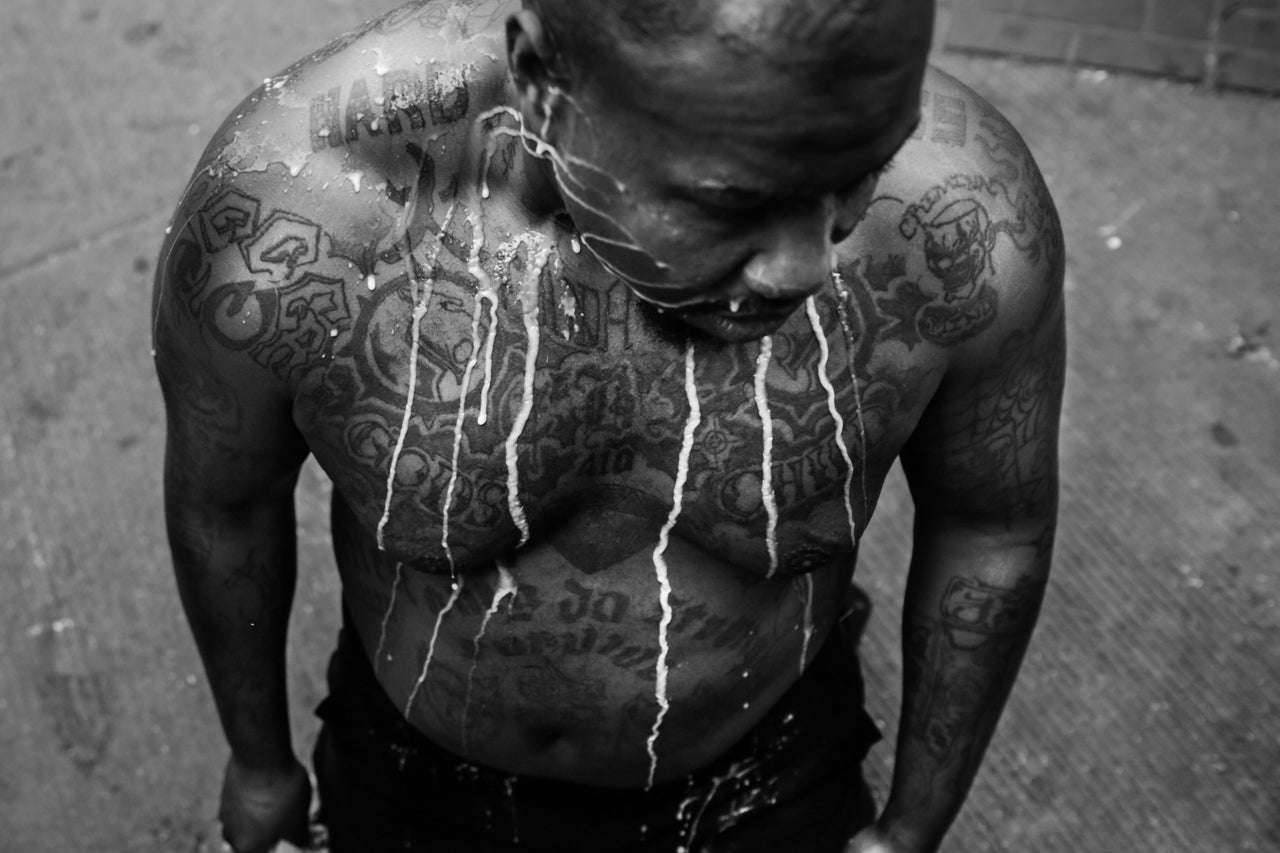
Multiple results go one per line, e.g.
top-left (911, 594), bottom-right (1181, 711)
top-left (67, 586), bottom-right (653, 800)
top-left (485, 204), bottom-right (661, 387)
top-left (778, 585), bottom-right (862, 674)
top-left (313, 609), bottom-right (881, 853)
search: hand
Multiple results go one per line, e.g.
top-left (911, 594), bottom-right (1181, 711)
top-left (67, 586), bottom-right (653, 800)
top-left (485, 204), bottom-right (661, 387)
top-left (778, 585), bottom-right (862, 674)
top-left (218, 755), bottom-right (312, 853)
top-left (845, 823), bottom-right (936, 853)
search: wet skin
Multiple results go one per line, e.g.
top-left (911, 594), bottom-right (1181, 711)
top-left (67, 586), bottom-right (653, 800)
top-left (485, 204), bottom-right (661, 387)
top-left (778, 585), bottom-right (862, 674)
top-left (157, 0), bottom-right (1063, 808)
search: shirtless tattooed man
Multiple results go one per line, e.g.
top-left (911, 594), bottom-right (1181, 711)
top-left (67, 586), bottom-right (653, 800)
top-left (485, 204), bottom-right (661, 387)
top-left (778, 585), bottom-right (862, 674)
top-left (153, 0), bottom-right (1065, 850)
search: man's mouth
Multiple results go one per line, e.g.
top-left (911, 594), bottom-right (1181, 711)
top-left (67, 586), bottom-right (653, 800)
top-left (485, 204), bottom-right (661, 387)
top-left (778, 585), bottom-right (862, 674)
top-left (681, 295), bottom-right (806, 321)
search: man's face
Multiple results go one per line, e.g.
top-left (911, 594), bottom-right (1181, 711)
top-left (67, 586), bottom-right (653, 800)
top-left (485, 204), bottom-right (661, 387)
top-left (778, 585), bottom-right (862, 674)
top-left (543, 7), bottom-right (929, 342)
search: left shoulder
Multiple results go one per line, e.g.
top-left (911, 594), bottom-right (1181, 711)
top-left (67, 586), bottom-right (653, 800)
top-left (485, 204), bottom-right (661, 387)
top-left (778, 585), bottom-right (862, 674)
top-left (842, 65), bottom-right (1064, 366)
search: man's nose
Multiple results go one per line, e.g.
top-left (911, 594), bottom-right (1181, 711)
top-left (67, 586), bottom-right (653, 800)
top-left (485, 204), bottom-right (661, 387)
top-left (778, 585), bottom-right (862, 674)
top-left (742, 198), bottom-right (843, 301)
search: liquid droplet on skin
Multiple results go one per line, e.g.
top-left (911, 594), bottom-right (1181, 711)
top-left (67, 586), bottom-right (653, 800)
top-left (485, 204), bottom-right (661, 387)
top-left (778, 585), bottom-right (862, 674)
top-left (646, 342), bottom-right (701, 790)
top-left (754, 337), bottom-right (779, 577)
top-left (366, 273), bottom-right (377, 291)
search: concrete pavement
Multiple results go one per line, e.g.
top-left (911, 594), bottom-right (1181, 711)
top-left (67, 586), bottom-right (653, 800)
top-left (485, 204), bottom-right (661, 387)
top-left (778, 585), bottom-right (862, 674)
top-left (1, 2), bottom-right (1276, 850)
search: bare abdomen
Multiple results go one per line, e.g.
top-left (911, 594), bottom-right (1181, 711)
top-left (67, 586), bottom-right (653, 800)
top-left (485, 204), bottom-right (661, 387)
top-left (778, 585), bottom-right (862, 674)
top-left (338, 526), bottom-right (846, 788)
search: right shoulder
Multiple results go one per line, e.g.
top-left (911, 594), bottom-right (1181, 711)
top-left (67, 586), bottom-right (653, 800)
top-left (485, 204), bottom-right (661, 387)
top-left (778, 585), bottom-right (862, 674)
top-left (154, 1), bottom-right (522, 391)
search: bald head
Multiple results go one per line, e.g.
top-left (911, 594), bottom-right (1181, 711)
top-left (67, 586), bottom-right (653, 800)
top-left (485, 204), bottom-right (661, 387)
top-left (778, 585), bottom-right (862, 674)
top-left (524, 0), bottom-right (934, 82)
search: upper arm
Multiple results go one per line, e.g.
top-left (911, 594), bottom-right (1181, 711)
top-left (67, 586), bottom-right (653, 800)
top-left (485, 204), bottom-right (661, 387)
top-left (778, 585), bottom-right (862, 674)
top-left (898, 87), bottom-right (1066, 543)
top-left (153, 184), bottom-right (311, 511)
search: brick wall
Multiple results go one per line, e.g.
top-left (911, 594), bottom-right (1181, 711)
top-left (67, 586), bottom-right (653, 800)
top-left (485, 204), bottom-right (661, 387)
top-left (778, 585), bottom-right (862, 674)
top-left (935, 0), bottom-right (1280, 93)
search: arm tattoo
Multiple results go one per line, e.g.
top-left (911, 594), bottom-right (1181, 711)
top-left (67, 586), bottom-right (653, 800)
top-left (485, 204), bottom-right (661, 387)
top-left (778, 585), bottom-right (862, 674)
top-left (894, 575), bottom-right (1045, 815)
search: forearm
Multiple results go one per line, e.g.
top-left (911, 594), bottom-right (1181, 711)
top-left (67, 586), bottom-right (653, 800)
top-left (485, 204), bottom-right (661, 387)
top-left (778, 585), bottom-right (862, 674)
top-left (167, 480), bottom-right (300, 770)
top-left (879, 527), bottom-right (1051, 851)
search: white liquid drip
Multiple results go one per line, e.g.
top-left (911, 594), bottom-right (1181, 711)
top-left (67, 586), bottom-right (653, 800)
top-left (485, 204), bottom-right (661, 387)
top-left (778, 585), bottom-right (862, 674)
top-left (373, 561), bottom-right (405, 673)
top-left (681, 772), bottom-right (729, 852)
top-left (477, 295), bottom-right (499, 425)
top-left (479, 110), bottom-right (687, 299)
top-left (799, 574), bottom-right (815, 675)
top-left (504, 245), bottom-right (551, 546)
top-left (478, 135), bottom-right (495, 199)
top-left (464, 210), bottom-right (501, 426)
top-left (442, 210), bottom-right (499, 574)
top-left (481, 107), bottom-right (676, 294)
top-left (832, 272), bottom-right (871, 522)
top-left (461, 564), bottom-right (518, 751)
top-left (403, 577), bottom-right (465, 718)
top-left (646, 342), bottom-right (701, 790)
top-left (806, 297), bottom-right (858, 548)
top-left (375, 202), bottom-right (459, 550)
top-left (505, 776), bottom-right (520, 843)
top-left (753, 337), bottom-right (779, 577)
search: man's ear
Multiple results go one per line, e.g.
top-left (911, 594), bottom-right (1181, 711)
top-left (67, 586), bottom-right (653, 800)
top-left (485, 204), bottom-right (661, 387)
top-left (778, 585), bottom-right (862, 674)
top-left (507, 10), bottom-right (563, 137)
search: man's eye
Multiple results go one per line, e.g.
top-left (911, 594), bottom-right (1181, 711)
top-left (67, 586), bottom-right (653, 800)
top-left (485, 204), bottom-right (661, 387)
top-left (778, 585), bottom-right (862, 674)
top-left (696, 198), bottom-right (763, 218)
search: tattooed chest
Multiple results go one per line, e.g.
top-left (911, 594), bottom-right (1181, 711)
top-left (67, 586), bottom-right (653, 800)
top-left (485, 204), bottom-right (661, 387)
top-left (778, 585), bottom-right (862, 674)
top-left (295, 277), bottom-right (919, 577)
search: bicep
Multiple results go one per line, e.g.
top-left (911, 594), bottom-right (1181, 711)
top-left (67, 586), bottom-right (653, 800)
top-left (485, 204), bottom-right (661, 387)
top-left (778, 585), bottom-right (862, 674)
top-left (901, 254), bottom-right (1066, 538)
top-left (154, 234), bottom-right (309, 511)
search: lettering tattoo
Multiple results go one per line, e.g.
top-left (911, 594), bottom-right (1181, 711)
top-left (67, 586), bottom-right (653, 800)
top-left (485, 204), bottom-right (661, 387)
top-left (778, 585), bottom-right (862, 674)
top-left (911, 90), bottom-right (969, 148)
top-left (472, 579), bottom-right (765, 679)
top-left (310, 70), bottom-right (470, 152)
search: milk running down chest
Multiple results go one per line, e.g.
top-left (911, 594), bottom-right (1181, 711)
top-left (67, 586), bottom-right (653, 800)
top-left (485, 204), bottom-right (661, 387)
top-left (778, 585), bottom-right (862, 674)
top-left (307, 277), bottom-right (870, 576)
